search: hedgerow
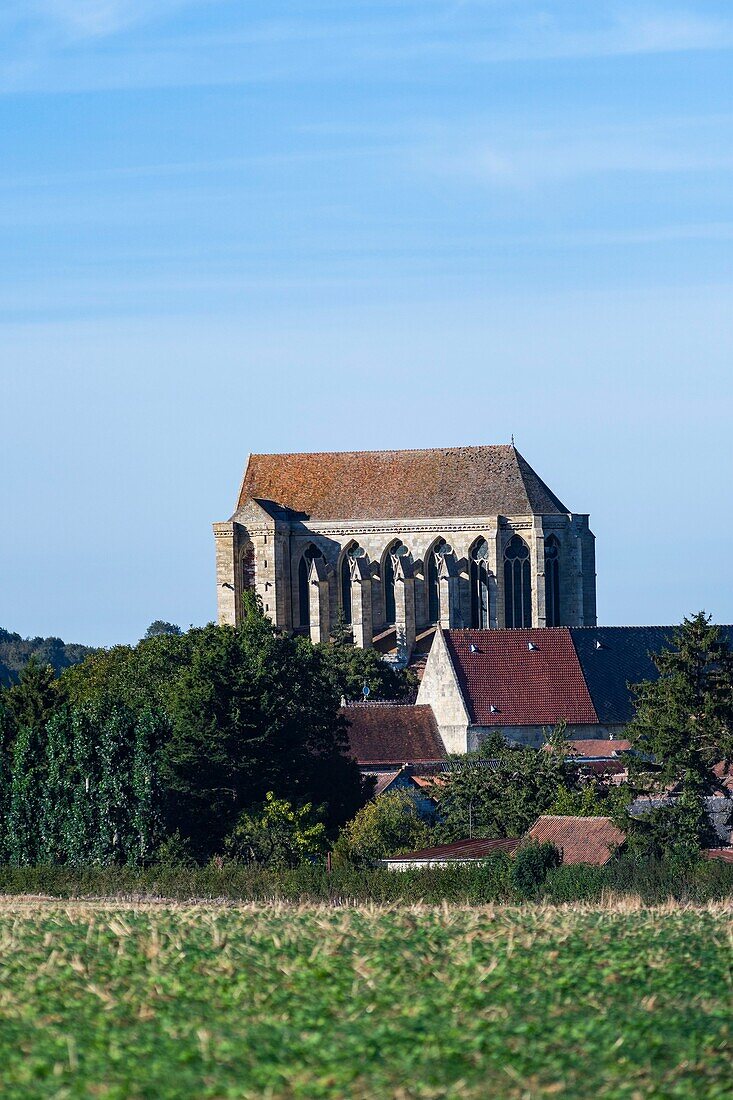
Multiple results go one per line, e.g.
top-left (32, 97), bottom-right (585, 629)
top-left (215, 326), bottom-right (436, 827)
top-left (0, 853), bottom-right (730, 904)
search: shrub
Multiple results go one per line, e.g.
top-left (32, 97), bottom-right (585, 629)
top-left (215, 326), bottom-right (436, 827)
top-left (332, 790), bottom-right (431, 867)
top-left (510, 841), bottom-right (561, 898)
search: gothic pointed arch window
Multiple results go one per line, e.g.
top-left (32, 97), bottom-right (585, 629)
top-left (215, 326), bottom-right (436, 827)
top-left (544, 535), bottom-right (561, 627)
top-left (504, 535), bottom-right (532, 628)
top-left (238, 540), bottom-right (255, 592)
top-left (470, 538), bottom-right (490, 628)
top-left (340, 544), bottom-right (362, 625)
top-left (382, 540), bottom-right (404, 625)
top-left (297, 545), bottom-right (322, 628)
top-left (427, 538), bottom-right (448, 623)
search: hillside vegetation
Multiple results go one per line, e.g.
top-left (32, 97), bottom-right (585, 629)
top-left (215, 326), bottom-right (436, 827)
top-left (0, 627), bottom-right (94, 687)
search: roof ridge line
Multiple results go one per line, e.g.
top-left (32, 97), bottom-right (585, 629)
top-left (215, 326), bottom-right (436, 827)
top-left (246, 444), bottom-right (513, 459)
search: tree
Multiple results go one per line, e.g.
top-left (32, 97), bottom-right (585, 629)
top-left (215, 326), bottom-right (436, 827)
top-left (225, 792), bottom-right (328, 867)
top-left (627, 613), bottom-right (733, 794)
top-left (60, 598), bottom-right (368, 857)
top-left (432, 733), bottom-right (573, 842)
top-left (39, 709), bottom-right (73, 864)
top-left (144, 621), bottom-right (182, 639)
top-left (549, 779), bottom-right (630, 818)
top-left (319, 640), bottom-right (417, 703)
top-left (624, 613), bottom-right (733, 853)
top-left (5, 721), bottom-right (46, 865)
top-left (5, 656), bottom-right (58, 737)
top-left (333, 790), bottom-right (431, 866)
top-left (131, 709), bottom-right (166, 864)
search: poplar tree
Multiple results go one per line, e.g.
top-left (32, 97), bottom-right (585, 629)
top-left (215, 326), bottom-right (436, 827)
top-left (131, 709), bottom-right (165, 864)
top-left (39, 709), bottom-right (73, 863)
top-left (6, 723), bottom-right (45, 864)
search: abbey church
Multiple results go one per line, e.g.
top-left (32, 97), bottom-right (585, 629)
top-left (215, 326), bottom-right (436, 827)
top-left (213, 445), bottom-right (596, 657)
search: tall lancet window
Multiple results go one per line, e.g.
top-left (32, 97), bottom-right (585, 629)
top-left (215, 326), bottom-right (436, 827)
top-left (544, 535), bottom-right (561, 627)
top-left (383, 540), bottom-right (404, 625)
top-left (340, 545), bottom-right (361, 625)
top-left (504, 535), bottom-right (532, 628)
top-left (297, 545), bottom-right (321, 627)
top-left (427, 538), bottom-right (448, 623)
top-left (470, 538), bottom-right (490, 628)
top-left (239, 540), bottom-right (255, 592)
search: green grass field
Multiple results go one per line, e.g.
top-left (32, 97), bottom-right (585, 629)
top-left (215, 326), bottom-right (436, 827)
top-left (0, 900), bottom-right (730, 1098)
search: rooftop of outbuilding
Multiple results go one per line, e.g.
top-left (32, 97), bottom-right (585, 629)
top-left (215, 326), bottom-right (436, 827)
top-left (341, 703), bottom-right (447, 766)
top-left (526, 815), bottom-right (626, 865)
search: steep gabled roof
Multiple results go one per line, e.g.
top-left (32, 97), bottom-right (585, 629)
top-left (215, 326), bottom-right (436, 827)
top-left (235, 445), bottom-right (570, 520)
top-left (341, 703), bottom-right (447, 765)
top-left (443, 626), bottom-right (733, 728)
top-left (527, 816), bottom-right (625, 865)
top-left (443, 628), bottom-right (598, 727)
top-left (570, 626), bottom-right (733, 724)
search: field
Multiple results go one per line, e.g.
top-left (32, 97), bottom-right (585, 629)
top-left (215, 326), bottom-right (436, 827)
top-left (0, 900), bottom-right (730, 1099)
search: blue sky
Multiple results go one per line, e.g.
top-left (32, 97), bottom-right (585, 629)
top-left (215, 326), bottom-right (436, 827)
top-left (2, 1), bottom-right (733, 645)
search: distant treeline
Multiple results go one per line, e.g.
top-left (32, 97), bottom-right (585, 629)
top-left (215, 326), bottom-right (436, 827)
top-left (0, 628), bottom-right (95, 687)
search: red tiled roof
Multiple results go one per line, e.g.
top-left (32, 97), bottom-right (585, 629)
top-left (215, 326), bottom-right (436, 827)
top-left (704, 848), bottom-right (733, 863)
top-left (236, 446), bottom-right (569, 520)
top-left (444, 629), bottom-right (598, 727)
top-left (526, 816), bottom-right (625, 865)
top-left (341, 704), bottom-right (447, 765)
top-left (543, 739), bottom-right (632, 757)
top-left (386, 837), bottom-right (520, 862)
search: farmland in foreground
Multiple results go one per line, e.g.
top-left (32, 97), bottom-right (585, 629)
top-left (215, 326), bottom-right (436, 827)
top-left (0, 901), bottom-right (730, 1099)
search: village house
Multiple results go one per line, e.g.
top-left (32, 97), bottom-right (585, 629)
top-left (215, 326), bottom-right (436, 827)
top-left (417, 624), bottom-right (733, 750)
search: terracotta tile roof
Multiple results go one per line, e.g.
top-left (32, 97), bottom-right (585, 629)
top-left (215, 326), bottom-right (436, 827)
top-left (236, 445), bottom-right (570, 520)
top-left (704, 848), bottom-right (733, 863)
top-left (550, 739), bottom-right (632, 758)
top-left (444, 628), bottom-right (598, 727)
top-left (526, 816), bottom-right (625, 865)
top-left (386, 837), bottom-right (520, 862)
top-left (341, 703), bottom-right (447, 765)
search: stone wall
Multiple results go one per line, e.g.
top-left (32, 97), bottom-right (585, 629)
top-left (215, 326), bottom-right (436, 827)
top-left (469, 722), bottom-right (628, 750)
top-left (215, 509), bottom-right (597, 646)
top-left (416, 629), bottom-right (470, 754)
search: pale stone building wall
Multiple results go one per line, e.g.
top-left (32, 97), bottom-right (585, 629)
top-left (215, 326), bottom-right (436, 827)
top-left (213, 446), bottom-right (597, 653)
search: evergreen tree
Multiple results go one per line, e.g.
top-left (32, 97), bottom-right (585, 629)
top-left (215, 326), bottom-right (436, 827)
top-left (319, 638), bottom-right (417, 703)
top-left (624, 612), bottom-right (733, 854)
top-left (626, 613), bottom-right (733, 796)
top-left (6, 656), bottom-right (58, 736)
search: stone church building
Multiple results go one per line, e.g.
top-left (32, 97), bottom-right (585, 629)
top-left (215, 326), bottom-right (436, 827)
top-left (213, 445), bottom-right (596, 656)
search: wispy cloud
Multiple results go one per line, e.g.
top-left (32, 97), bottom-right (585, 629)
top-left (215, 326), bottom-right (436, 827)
top-left (2, 4), bottom-right (733, 95)
top-left (31, 0), bottom-right (201, 40)
top-left (417, 114), bottom-right (733, 186)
